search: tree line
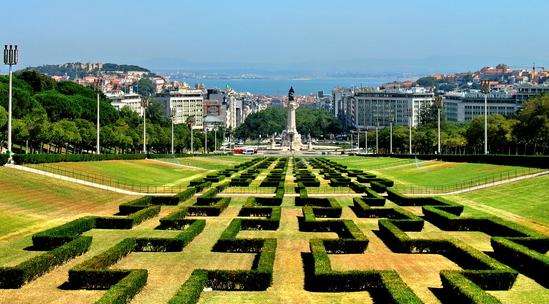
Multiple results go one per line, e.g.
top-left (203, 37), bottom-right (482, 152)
top-left (354, 94), bottom-right (548, 155)
top-left (0, 71), bottom-right (219, 154)
top-left (234, 106), bottom-right (343, 140)
top-left (234, 94), bottom-right (548, 155)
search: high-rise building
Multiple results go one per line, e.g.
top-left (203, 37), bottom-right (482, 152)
top-left (105, 91), bottom-right (143, 116)
top-left (158, 89), bottom-right (204, 127)
top-left (515, 83), bottom-right (549, 104)
top-left (334, 87), bottom-right (434, 128)
top-left (443, 91), bottom-right (518, 122)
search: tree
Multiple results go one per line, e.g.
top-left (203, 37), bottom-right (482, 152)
top-left (24, 107), bottom-right (49, 152)
top-left (512, 94), bottom-right (549, 154)
top-left (136, 78), bottom-right (156, 97)
top-left (0, 106), bottom-right (7, 130)
top-left (16, 70), bottom-right (56, 93)
top-left (49, 120), bottom-right (81, 153)
top-left (75, 119), bottom-right (96, 152)
top-left (416, 76), bottom-right (439, 87)
top-left (12, 119), bottom-right (29, 150)
top-left (34, 91), bottom-right (82, 121)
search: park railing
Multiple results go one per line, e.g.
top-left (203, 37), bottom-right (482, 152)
top-left (27, 163), bottom-right (193, 194)
top-left (395, 167), bottom-right (545, 195)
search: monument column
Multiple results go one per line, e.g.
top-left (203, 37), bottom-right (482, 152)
top-left (284, 87), bottom-right (302, 151)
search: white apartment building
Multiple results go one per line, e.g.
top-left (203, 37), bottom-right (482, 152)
top-left (515, 83), bottom-right (549, 103)
top-left (335, 88), bottom-right (434, 128)
top-left (106, 91), bottom-right (143, 116)
top-left (158, 89), bottom-right (204, 128)
top-left (443, 91), bottom-right (518, 122)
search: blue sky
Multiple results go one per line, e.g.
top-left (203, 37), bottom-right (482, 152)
top-left (2, 0), bottom-right (548, 73)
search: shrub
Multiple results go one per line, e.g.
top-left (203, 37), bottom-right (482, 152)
top-left (440, 270), bottom-right (501, 304)
top-left (69, 238), bottom-right (137, 289)
top-left (95, 269), bottom-right (148, 304)
top-left (0, 236), bottom-right (92, 288)
top-left (168, 270), bottom-right (208, 304)
top-left (491, 237), bottom-right (549, 287)
top-left (32, 216), bottom-right (96, 250)
top-left (176, 187), bottom-right (196, 202)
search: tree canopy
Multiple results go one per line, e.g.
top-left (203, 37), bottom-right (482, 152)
top-left (0, 71), bottom-right (216, 154)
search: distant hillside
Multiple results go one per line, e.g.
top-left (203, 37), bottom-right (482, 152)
top-left (21, 62), bottom-right (151, 79)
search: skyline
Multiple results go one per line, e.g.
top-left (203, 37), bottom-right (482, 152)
top-left (2, 0), bottom-right (548, 75)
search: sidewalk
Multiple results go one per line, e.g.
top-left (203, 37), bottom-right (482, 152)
top-left (4, 164), bottom-right (173, 196)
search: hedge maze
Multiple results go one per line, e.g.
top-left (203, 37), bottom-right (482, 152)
top-left (0, 156), bottom-right (547, 303)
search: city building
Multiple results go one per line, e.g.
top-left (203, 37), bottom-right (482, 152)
top-left (157, 89), bottom-right (204, 128)
top-left (443, 91), bottom-right (518, 122)
top-left (106, 91), bottom-right (143, 115)
top-left (515, 83), bottom-right (549, 103)
top-left (334, 87), bottom-right (434, 128)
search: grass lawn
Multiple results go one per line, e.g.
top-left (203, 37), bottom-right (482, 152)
top-left (0, 167), bottom-right (133, 241)
top-left (448, 174), bottom-right (549, 227)
top-left (162, 155), bottom-right (251, 170)
top-left (341, 158), bottom-right (536, 188)
top-left (325, 156), bottom-right (417, 170)
top-left (327, 156), bottom-right (540, 189)
top-left (1, 158), bottom-right (547, 304)
top-left (28, 159), bottom-right (210, 186)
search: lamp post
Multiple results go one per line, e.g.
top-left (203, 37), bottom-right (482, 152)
top-left (141, 99), bottom-right (149, 154)
top-left (389, 122), bottom-right (393, 154)
top-left (94, 79), bottom-right (101, 154)
top-left (481, 80), bottom-right (490, 155)
top-left (214, 127), bottom-right (217, 152)
top-left (364, 129), bottom-right (368, 154)
top-left (204, 128), bottom-right (208, 154)
top-left (408, 116), bottom-right (412, 155)
top-left (170, 107), bottom-right (176, 155)
top-left (389, 111), bottom-right (394, 154)
top-left (187, 116), bottom-right (195, 154)
top-left (4, 45), bottom-right (18, 163)
top-left (375, 123), bottom-right (379, 154)
top-left (435, 95), bottom-right (443, 154)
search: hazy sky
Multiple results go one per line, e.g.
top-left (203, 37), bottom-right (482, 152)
top-left (2, 0), bottom-right (548, 73)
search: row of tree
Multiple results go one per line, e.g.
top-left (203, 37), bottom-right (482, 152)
top-left (234, 94), bottom-right (548, 155)
top-left (234, 106), bottom-right (343, 139)
top-left (0, 71), bottom-right (220, 154)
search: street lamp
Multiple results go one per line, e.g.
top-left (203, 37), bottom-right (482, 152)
top-left (4, 45), bottom-right (18, 163)
top-left (389, 112), bottom-right (394, 154)
top-left (204, 127), bottom-right (208, 154)
top-left (435, 95), bottom-right (443, 154)
top-left (187, 116), bottom-right (195, 154)
top-left (481, 80), bottom-right (490, 155)
top-left (376, 122), bottom-right (379, 154)
top-left (94, 79), bottom-right (102, 154)
top-left (170, 107), bottom-right (176, 155)
top-left (364, 129), bottom-right (368, 154)
top-left (140, 98), bottom-right (149, 154)
top-left (408, 117), bottom-right (412, 155)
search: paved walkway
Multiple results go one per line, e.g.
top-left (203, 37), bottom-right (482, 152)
top-left (4, 164), bottom-right (172, 196)
top-left (403, 170), bottom-right (549, 196)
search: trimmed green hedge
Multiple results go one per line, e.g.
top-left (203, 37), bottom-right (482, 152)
top-left (69, 238), bottom-right (137, 289)
top-left (168, 270), bottom-right (208, 304)
top-left (307, 239), bottom-right (422, 302)
top-left (12, 152), bottom-right (229, 164)
top-left (32, 216), bottom-right (96, 250)
top-left (95, 269), bottom-right (148, 304)
top-left (176, 187), bottom-right (196, 202)
top-left (0, 236), bottom-right (92, 288)
top-left (0, 154), bottom-right (8, 165)
top-left (440, 270), bottom-right (501, 304)
top-left (491, 237), bottom-right (549, 287)
top-left (137, 219), bottom-right (206, 252)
